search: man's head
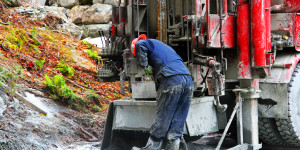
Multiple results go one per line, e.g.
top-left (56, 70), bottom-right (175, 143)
top-left (131, 34), bottom-right (147, 56)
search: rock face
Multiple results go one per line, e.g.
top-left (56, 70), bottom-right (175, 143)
top-left (45, 6), bottom-right (69, 23)
top-left (68, 5), bottom-right (89, 24)
top-left (27, 0), bottom-right (47, 5)
top-left (82, 3), bottom-right (112, 24)
top-left (58, 0), bottom-right (79, 8)
top-left (82, 24), bottom-right (110, 39)
top-left (93, 0), bottom-right (118, 7)
top-left (3, 0), bottom-right (20, 7)
top-left (56, 23), bottom-right (83, 39)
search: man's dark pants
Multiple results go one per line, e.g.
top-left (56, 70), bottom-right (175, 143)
top-left (150, 74), bottom-right (194, 141)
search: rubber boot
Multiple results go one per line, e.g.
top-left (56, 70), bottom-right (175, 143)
top-left (131, 137), bottom-right (163, 150)
top-left (165, 138), bottom-right (180, 150)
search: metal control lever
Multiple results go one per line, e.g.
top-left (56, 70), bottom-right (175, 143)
top-left (214, 96), bottom-right (227, 112)
top-left (193, 56), bottom-right (228, 112)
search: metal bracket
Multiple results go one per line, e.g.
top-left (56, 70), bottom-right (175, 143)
top-left (232, 88), bottom-right (261, 99)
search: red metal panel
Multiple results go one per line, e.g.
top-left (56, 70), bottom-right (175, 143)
top-left (206, 0), bottom-right (236, 49)
top-left (285, 0), bottom-right (300, 13)
top-left (251, 0), bottom-right (266, 67)
top-left (207, 15), bottom-right (236, 48)
top-left (237, 3), bottom-right (251, 79)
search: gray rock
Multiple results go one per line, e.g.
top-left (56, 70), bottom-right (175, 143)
top-left (15, 6), bottom-right (47, 20)
top-left (0, 95), bottom-right (5, 118)
top-left (56, 23), bottom-right (83, 39)
top-left (58, 0), bottom-right (79, 8)
top-left (3, 0), bottom-right (20, 7)
top-left (68, 5), bottom-right (90, 24)
top-left (82, 3), bottom-right (112, 24)
top-left (93, 0), bottom-right (119, 7)
top-left (81, 24), bottom-right (110, 39)
top-left (23, 0), bottom-right (47, 5)
top-left (45, 6), bottom-right (69, 23)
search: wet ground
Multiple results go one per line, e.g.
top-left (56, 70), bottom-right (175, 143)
top-left (189, 135), bottom-right (299, 150)
top-left (0, 89), bottom-right (104, 150)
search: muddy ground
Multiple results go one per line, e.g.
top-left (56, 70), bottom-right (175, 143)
top-left (0, 88), bottom-right (105, 150)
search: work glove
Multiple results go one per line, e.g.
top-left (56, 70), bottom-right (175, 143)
top-left (143, 65), bottom-right (153, 75)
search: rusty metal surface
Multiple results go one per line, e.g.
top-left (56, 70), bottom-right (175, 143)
top-left (157, 0), bottom-right (167, 43)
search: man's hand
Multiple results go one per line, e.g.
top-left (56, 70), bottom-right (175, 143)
top-left (143, 65), bottom-right (153, 75)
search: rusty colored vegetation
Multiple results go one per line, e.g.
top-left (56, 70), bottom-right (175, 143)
top-left (0, 3), bottom-right (130, 113)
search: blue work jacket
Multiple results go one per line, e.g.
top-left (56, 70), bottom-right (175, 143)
top-left (135, 39), bottom-right (191, 79)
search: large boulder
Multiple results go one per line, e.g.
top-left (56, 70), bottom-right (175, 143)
top-left (68, 5), bottom-right (90, 24)
top-left (82, 24), bottom-right (110, 39)
top-left (93, 0), bottom-right (118, 7)
top-left (58, 0), bottom-right (79, 8)
top-left (82, 3), bottom-right (112, 24)
top-left (3, 0), bottom-right (20, 7)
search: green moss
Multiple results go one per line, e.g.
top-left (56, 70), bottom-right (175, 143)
top-left (5, 35), bottom-right (23, 47)
top-left (82, 40), bottom-right (92, 49)
top-left (29, 44), bottom-right (40, 52)
top-left (56, 61), bottom-right (75, 78)
top-left (31, 26), bottom-right (41, 45)
top-left (34, 59), bottom-right (45, 70)
top-left (91, 105), bottom-right (102, 112)
top-left (41, 34), bottom-right (54, 41)
top-left (85, 49), bottom-right (100, 60)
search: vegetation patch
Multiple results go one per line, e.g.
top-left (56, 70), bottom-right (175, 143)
top-left (56, 61), bottom-right (75, 78)
top-left (91, 105), bottom-right (102, 112)
top-left (83, 40), bottom-right (100, 61)
top-left (34, 59), bottom-right (45, 70)
top-left (43, 74), bottom-right (80, 107)
top-left (0, 65), bottom-right (24, 98)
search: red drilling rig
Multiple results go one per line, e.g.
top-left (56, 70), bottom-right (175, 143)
top-left (99, 0), bottom-right (300, 149)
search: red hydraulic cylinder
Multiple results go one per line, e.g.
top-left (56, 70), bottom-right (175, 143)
top-left (237, 3), bottom-right (251, 78)
top-left (265, 0), bottom-right (271, 52)
top-left (251, 0), bottom-right (267, 67)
